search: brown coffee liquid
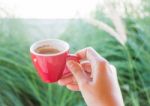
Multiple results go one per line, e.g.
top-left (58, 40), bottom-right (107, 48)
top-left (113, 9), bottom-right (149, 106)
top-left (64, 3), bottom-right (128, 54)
top-left (36, 46), bottom-right (60, 54)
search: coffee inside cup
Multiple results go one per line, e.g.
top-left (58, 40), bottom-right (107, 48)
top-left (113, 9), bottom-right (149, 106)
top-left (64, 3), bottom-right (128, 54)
top-left (35, 45), bottom-right (60, 54)
top-left (31, 39), bottom-right (69, 55)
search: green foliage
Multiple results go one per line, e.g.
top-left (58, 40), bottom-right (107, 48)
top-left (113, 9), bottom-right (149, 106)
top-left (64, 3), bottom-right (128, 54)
top-left (60, 17), bottom-right (150, 106)
top-left (0, 19), bottom-right (85, 106)
top-left (0, 4), bottom-right (150, 106)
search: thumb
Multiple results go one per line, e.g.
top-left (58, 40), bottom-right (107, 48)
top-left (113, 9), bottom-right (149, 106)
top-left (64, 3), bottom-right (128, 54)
top-left (67, 60), bottom-right (87, 85)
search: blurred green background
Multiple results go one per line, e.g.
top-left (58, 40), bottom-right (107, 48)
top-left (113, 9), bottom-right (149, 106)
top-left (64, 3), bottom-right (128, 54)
top-left (0, 0), bottom-right (150, 106)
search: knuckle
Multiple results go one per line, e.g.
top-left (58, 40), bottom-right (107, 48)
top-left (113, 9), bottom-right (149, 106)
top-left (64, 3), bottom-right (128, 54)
top-left (86, 47), bottom-right (93, 50)
top-left (86, 47), bottom-right (95, 53)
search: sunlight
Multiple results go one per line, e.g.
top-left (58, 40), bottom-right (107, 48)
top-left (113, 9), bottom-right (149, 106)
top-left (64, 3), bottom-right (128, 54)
top-left (0, 0), bottom-right (100, 19)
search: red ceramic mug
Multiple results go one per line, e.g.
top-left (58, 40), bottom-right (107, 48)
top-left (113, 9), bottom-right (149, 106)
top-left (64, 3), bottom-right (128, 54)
top-left (30, 39), bottom-right (80, 83)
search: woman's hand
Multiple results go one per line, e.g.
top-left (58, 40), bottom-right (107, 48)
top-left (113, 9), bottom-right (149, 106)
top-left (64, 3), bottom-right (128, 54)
top-left (58, 47), bottom-right (124, 106)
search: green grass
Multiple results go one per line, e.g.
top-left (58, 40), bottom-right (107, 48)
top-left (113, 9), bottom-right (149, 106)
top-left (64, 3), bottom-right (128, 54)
top-left (60, 17), bottom-right (150, 106)
top-left (0, 19), bottom-right (85, 106)
top-left (0, 16), bottom-right (150, 106)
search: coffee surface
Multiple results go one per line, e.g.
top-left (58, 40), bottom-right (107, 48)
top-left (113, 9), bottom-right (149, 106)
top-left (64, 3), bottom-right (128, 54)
top-left (36, 46), bottom-right (60, 54)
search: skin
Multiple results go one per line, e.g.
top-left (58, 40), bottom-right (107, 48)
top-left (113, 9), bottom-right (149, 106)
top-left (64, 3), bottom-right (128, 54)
top-left (58, 47), bottom-right (124, 106)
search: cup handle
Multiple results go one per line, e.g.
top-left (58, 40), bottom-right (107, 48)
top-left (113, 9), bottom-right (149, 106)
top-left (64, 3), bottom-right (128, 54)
top-left (63, 54), bottom-right (80, 76)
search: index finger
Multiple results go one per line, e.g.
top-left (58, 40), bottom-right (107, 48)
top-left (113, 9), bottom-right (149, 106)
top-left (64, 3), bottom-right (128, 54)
top-left (76, 47), bottom-right (107, 83)
top-left (75, 47), bottom-right (106, 62)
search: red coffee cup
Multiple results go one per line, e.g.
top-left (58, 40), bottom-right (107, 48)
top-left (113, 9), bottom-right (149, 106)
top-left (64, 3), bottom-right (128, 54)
top-left (30, 39), bottom-right (80, 83)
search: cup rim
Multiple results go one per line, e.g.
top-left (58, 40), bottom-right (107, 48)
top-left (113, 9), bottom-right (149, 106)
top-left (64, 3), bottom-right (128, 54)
top-left (30, 39), bottom-right (69, 56)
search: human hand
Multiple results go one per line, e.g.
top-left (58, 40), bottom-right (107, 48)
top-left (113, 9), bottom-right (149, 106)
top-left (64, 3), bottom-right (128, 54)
top-left (58, 47), bottom-right (124, 106)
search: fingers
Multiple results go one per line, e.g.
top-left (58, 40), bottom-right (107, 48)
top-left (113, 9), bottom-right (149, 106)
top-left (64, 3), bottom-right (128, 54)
top-left (76, 47), bottom-right (107, 83)
top-left (76, 47), bottom-right (106, 62)
top-left (110, 64), bottom-right (117, 75)
top-left (58, 61), bottom-right (91, 88)
top-left (109, 64), bottom-right (118, 80)
top-left (67, 60), bottom-right (89, 86)
top-left (58, 75), bottom-right (76, 86)
top-left (81, 61), bottom-right (91, 73)
top-left (58, 76), bottom-right (79, 91)
top-left (75, 48), bottom-right (87, 60)
top-left (66, 84), bottom-right (79, 91)
top-left (93, 60), bottom-right (108, 83)
top-left (61, 72), bottom-right (72, 79)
